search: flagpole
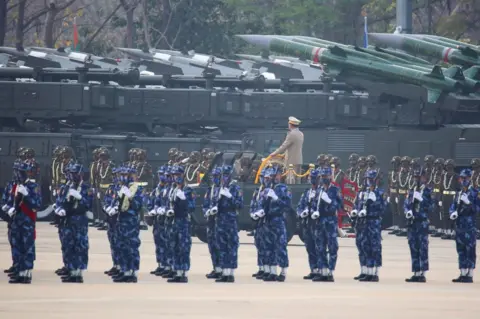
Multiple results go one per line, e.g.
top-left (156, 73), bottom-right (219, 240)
top-left (363, 12), bottom-right (368, 48)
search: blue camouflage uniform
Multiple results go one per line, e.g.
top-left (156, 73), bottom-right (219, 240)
top-left (162, 166), bottom-right (176, 278)
top-left (203, 167), bottom-right (222, 278)
top-left (296, 168), bottom-right (321, 278)
top-left (9, 161), bottom-right (41, 283)
top-left (311, 167), bottom-right (342, 281)
top-left (211, 165), bottom-right (243, 282)
top-left (352, 184), bottom-right (368, 280)
top-left (55, 175), bottom-right (73, 275)
top-left (167, 165), bottom-right (196, 283)
top-left (449, 169), bottom-right (479, 283)
top-left (114, 167), bottom-right (144, 282)
top-left (404, 168), bottom-right (432, 282)
top-left (358, 169), bottom-right (385, 282)
top-left (259, 166), bottom-right (291, 282)
top-left (2, 178), bottom-right (16, 272)
top-left (59, 164), bottom-right (93, 282)
top-left (147, 166), bottom-right (168, 274)
top-left (250, 169), bottom-right (267, 278)
top-left (102, 168), bottom-right (121, 275)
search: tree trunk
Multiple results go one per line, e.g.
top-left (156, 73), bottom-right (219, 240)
top-left (44, 5), bottom-right (59, 48)
top-left (15, 0), bottom-right (27, 50)
top-left (0, 0), bottom-right (6, 46)
top-left (125, 7), bottom-right (134, 47)
top-left (141, 0), bottom-right (151, 49)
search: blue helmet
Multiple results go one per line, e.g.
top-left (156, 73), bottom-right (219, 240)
top-left (310, 168), bottom-right (320, 184)
top-left (171, 165), bottom-right (185, 175)
top-left (67, 163), bottom-right (84, 174)
top-left (211, 167), bottom-right (222, 176)
top-left (165, 166), bottom-right (172, 175)
top-left (460, 169), bottom-right (472, 177)
top-left (157, 166), bottom-right (166, 175)
top-left (222, 165), bottom-right (233, 175)
top-left (320, 167), bottom-right (332, 176)
top-left (365, 169), bottom-right (378, 179)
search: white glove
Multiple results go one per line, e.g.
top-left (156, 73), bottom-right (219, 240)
top-left (460, 193), bottom-right (470, 205)
top-left (17, 184), bottom-right (28, 196)
top-left (102, 205), bottom-right (109, 212)
top-left (450, 211), bottom-right (458, 220)
top-left (176, 190), bottom-right (186, 200)
top-left (120, 186), bottom-right (132, 198)
top-left (220, 187), bottom-right (232, 198)
top-left (405, 210), bottom-right (413, 219)
top-left (68, 189), bottom-right (82, 200)
top-left (350, 209), bottom-right (358, 217)
top-left (49, 185), bottom-right (52, 191)
top-left (166, 209), bottom-right (174, 217)
top-left (156, 207), bottom-right (166, 215)
top-left (2, 204), bottom-right (9, 212)
top-left (204, 209), bottom-right (211, 218)
top-left (438, 201), bottom-right (443, 207)
top-left (148, 209), bottom-right (156, 216)
top-left (413, 191), bottom-right (423, 202)
top-left (250, 212), bottom-right (260, 220)
top-left (321, 191), bottom-right (332, 204)
top-left (255, 209), bottom-right (265, 218)
top-left (97, 192), bottom-right (101, 199)
top-left (267, 189), bottom-right (278, 201)
top-left (395, 197), bottom-right (399, 204)
top-left (54, 206), bottom-right (62, 214)
top-left (358, 209), bottom-right (367, 217)
top-left (386, 197), bottom-right (390, 203)
top-left (300, 209), bottom-right (309, 218)
top-left (110, 206), bottom-right (119, 216)
top-left (52, 189), bottom-right (57, 197)
top-left (210, 206), bottom-right (218, 215)
top-left (57, 209), bottom-right (66, 217)
top-left (311, 211), bottom-right (320, 219)
top-left (7, 207), bottom-right (15, 217)
top-left (368, 192), bottom-right (377, 202)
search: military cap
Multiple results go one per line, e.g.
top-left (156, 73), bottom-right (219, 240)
top-left (460, 169), bottom-right (472, 177)
top-left (288, 116), bottom-right (301, 126)
top-left (424, 155), bottom-right (435, 164)
top-left (471, 158), bottom-right (480, 168)
top-left (401, 156), bottom-right (411, 163)
top-left (391, 156), bottom-right (401, 164)
top-left (366, 155), bottom-right (377, 165)
top-left (444, 159), bottom-right (455, 167)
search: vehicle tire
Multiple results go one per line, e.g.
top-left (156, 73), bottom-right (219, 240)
top-left (195, 226), bottom-right (208, 243)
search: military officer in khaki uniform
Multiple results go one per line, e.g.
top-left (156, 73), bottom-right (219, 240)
top-left (269, 116), bottom-right (304, 184)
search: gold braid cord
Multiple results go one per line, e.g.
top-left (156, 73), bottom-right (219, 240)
top-left (254, 155), bottom-right (313, 184)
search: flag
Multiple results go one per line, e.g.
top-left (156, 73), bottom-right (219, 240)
top-left (362, 10), bottom-right (368, 48)
top-left (73, 17), bottom-right (79, 50)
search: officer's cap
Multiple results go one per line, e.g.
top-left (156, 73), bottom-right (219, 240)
top-left (288, 116), bottom-right (301, 126)
top-left (365, 169), bottom-right (378, 179)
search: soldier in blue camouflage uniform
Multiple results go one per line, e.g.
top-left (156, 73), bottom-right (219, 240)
top-left (449, 169), bottom-right (479, 283)
top-left (404, 167), bottom-right (432, 283)
top-left (56, 164), bottom-right (93, 283)
top-left (9, 161), bottom-right (41, 284)
top-left (2, 159), bottom-right (21, 275)
top-left (103, 167), bottom-right (121, 277)
top-left (250, 168), bottom-right (268, 279)
top-left (167, 165), bottom-right (196, 283)
top-left (203, 166), bottom-right (222, 279)
top-left (258, 166), bottom-right (291, 282)
top-left (111, 167), bottom-right (145, 283)
top-left (296, 168), bottom-right (321, 280)
top-left (351, 180), bottom-right (368, 280)
top-left (161, 166), bottom-right (176, 279)
top-left (148, 166), bottom-right (168, 276)
top-left (310, 167), bottom-right (342, 282)
top-left (357, 169), bottom-right (385, 282)
top-left (209, 165), bottom-right (243, 283)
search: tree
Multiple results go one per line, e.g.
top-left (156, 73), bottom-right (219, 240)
top-left (43, 0), bottom-right (77, 48)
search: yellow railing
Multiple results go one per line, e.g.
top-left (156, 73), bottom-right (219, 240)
top-left (254, 155), bottom-right (314, 184)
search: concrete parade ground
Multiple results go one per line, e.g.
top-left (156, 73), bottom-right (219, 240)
top-left (0, 223), bottom-right (479, 319)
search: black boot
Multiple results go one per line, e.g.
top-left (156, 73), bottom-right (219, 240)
top-left (55, 267), bottom-right (68, 276)
top-left (312, 275), bottom-right (327, 282)
top-left (150, 267), bottom-right (161, 275)
top-left (276, 274), bottom-right (286, 282)
top-left (452, 276), bottom-right (473, 283)
top-left (252, 271), bottom-right (264, 278)
top-left (62, 275), bottom-right (84, 283)
top-left (396, 230), bottom-right (407, 237)
top-left (303, 273), bottom-right (316, 280)
top-left (8, 272), bottom-right (18, 278)
top-left (359, 275), bottom-right (372, 282)
top-left (263, 273), bottom-right (278, 282)
top-left (405, 275), bottom-right (419, 283)
top-left (154, 267), bottom-right (165, 276)
top-left (215, 275), bottom-right (235, 283)
top-left (354, 273), bottom-right (366, 280)
top-left (162, 270), bottom-right (175, 279)
top-left (113, 275), bottom-right (137, 283)
top-left (9, 275), bottom-right (31, 284)
top-left (257, 272), bottom-right (268, 280)
top-left (104, 267), bottom-right (116, 275)
top-left (3, 266), bottom-right (15, 274)
top-left (206, 271), bottom-right (222, 279)
top-left (167, 275), bottom-right (188, 283)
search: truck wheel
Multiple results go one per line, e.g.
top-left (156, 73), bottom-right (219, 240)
top-left (195, 227), bottom-right (208, 243)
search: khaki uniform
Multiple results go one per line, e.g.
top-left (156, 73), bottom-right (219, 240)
top-left (272, 128), bottom-right (304, 184)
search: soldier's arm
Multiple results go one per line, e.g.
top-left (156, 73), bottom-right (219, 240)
top-left (275, 185), bottom-right (292, 208)
top-left (80, 186), bottom-right (94, 211)
top-left (324, 188), bottom-right (340, 214)
top-left (404, 191), bottom-right (412, 212)
top-left (184, 187), bottom-right (196, 212)
top-left (202, 188), bottom-right (211, 213)
top-left (130, 188), bottom-right (145, 211)
top-left (449, 194), bottom-right (458, 213)
top-left (22, 183), bottom-right (42, 210)
top-left (296, 191), bottom-right (307, 215)
top-left (231, 185), bottom-right (244, 210)
top-left (271, 134), bottom-right (293, 156)
top-left (249, 189), bottom-right (258, 213)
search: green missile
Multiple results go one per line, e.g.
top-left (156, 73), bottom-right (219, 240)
top-left (404, 34), bottom-right (480, 58)
top-left (236, 34), bottom-right (462, 103)
top-left (368, 46), bottom-right (432, 66)
top-left (412, 35), bottom-right (480, 52)
top-left (369, 33), bottom-right (480, 68)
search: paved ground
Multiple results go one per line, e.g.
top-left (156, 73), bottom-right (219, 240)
top-left (0, 223), bottom-right (479, 319)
